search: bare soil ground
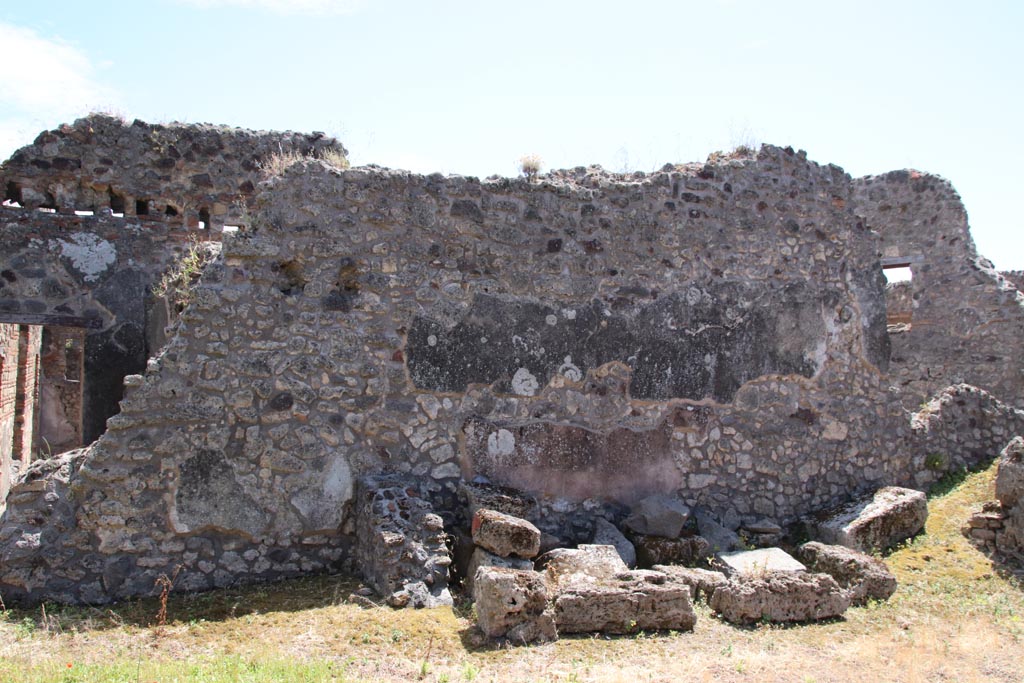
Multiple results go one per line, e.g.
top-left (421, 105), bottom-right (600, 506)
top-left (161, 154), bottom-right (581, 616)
top-left (2, 464), bottom-right (1022, 683)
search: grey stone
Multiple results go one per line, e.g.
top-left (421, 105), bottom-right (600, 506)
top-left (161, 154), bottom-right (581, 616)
top-left (996, 436), bottom-right (1024, 509)
top-left (622, 494), bottom-right (691, 538)
top-left (716, 548), bottom-right (806, 576)
top-left (472, 508), bottom-right (541, 559)
top-left (796, 541), bottom-right (897, 604)
top-left (709, 571), bottom-right (850, 624)
top-left (460, 481), bottom-right (539, 521)
top-left (695, 510), bottom-right (744, 553)
top-left (592, 517), bottom-right (636, 568)
top-left (473, 567), bottom-right (556, 643)
top-left (812, 486), bottom-right (928, 552)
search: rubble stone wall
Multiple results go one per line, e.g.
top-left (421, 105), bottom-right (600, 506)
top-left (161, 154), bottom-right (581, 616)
top-left (1, 114), bottom-right (346, 234)
top-left (0, 207), bottom-right (200, 442)
top-left (1, 139), bottom-right (1022, 606)
top-left (854, 172), bottom-right (1024, 409)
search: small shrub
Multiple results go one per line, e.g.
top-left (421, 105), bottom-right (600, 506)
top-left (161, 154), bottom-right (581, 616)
top-left (153, 236), bottom-right (218, 314)
top-left (518, 154), bottom-right (543, 180)
top-left (259, 146), bottom-right (349, 176)
top-left (925, 452), bottom-right (947, 471)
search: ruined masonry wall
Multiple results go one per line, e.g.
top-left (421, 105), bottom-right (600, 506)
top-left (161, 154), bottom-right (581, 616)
top-left (1, 114), bottom-right (346, 233)
top-left (1, 146), bottom-right (1021, 605)
top-left (854, 172), bottom-right (1024, 409)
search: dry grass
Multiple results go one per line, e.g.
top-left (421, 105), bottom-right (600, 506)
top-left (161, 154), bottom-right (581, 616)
top-left (2, 464), bottom-right (1022, 682)
top-left (259, 147), bottom-right (350, 176)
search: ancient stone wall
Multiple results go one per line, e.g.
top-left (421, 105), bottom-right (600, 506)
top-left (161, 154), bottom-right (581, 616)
top-left (853, 172), bottom-right (1024, 410)
top-left (1, 114), bottom-right (346, 234)
top-left (1, 138), bottom-right (1022, 606)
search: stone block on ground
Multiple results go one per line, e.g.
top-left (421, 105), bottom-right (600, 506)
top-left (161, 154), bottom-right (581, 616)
top-left (652, 565), bottom-right (728, 602)
top-left (472, 508), bottom-right (541, 559)
top-left (740, 517), bottom-right (784, 547)
top-left (631, 533), bottom-right (710, 568)
top-left (716, 547), bottom-right (806, 576)
top-left (592, 517), bottom-right (636, 568)
top-left (709, 571), bottom-right (850, 624)
top-left (354, 475), bottom-right (453, 608)
top-left (539, 544), bottom-right (628, 590)
top-left (461, 481), bottom-right (539, 521)
top-left (473, 567), bottom-right (556, 643)
top-left (622, 494), bottom-right (692, 538)
top-left (695, 510), bottom-right (744, 553)
top-left (996, 436), bottom-right (1024, 509)
top-left (553, 569), bottom-right (696, 634)
top-left (796, 541), bottom-right (897, 604)
top-left (464, 547), bottom-right (533, 593)
top-left (811, 486), bottom-right (928, 553)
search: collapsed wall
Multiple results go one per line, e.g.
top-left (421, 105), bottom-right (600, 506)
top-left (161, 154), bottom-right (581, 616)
top-left (0, 129), bottom-right (1021, 606)
top-left (854, 172), bottom-right (1024, 410)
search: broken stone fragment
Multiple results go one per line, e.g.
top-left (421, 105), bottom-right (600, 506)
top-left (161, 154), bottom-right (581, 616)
top-left (464, 547), bottom-right (533, 593)
top-left (716, 547), bottom-right (806, 576)
top-left (552, 569), bottom-right (696, 634)
top-left (812, 486), bottom-right (928, 553)
top-left (652, 564), bottom-right (728, 602)
top-left (471, 508), bottom-right (541, 559)
top-left (592, 517), bottom-right (636, 568)
top-left (631, 533), bottom-right (710, 567)
top-left (796, 541), bottom-right (897, 604)
top-left (709, 571), bottom-right (850, 624)
top-left (539, 544), bottom-right (629, 591)
top-left (472, 567), bottom-right (556, 643)
top-left (621, 494), bottom-right (691, 538)
top-left (695, 510), bottom-right (744, 553)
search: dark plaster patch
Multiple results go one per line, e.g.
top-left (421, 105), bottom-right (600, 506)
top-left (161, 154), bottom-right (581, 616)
top-left (175, 449), bottom-right (266, 537)
top-left (406, 282), bottom-right (828, 402)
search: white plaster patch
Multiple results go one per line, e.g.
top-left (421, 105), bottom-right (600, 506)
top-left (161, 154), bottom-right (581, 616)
top-left (58, 233), bottom-right (116, 282)
top-left (545, 314), bottom-right (558, 326)
top-left (427, 334), bottom-right (437, 347)
top-left (557, 355), bottom-right (582, 382)
top-left (562, 308), bottom-right (577, 320)
top-left (487, 428), bottom-right (516, 458)
top-left (511, 367), bottom-right (539, 396)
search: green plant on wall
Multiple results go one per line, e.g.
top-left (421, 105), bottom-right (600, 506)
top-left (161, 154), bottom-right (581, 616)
top-left (924, 452), bottom-right (947, 471)
top-left (152, 236), bottom-right (217, 314)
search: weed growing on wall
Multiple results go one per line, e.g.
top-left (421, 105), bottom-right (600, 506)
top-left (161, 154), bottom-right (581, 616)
top-left (152, 236), bottom-right (217, 314)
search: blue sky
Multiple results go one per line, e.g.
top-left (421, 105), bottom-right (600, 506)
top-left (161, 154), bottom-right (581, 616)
top-left (2, 0), bottom-right (1021, 269)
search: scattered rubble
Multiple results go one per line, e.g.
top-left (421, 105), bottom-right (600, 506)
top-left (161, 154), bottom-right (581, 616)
top-left (963, 437), bottom-right (1024, 562)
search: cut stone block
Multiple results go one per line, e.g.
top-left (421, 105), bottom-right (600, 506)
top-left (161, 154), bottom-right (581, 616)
top-left (716, 547), bottom-right (806, 576)
top-left (540, 544), bottom-right (628, 590)
top-left (622, 494), bottom-right (691, 538)
top-left (695, 510), bottom-right (744, 553)
top-left (709, 571), bottom-right (850, 624)
top-left (592, 517), bottom-right (636, 568)
top-left (473, 567), bottom-right (556, 643)
top-left (652, 565), bottom-right (728, 602)
top-left (464, 547), bottom-right (533, 593)
top-left (632, 533), bottom-right (710, 567)
top-left (812, 486), bottom-right (928, 552)
top-left (461, 481), bottom-right (539, 520)
top-left (796, 541), bottom-right (897, 604)
top-left (553, 569), bottom-right (696, 634)
top-left (472, 508), bottom-right (541, 559)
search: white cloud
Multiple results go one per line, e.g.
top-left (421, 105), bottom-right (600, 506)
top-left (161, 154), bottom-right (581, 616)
top-left (176, 0), bottom-right (365, 14)
top-left (0, 23), bottom-right (118, 160)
